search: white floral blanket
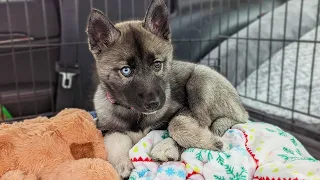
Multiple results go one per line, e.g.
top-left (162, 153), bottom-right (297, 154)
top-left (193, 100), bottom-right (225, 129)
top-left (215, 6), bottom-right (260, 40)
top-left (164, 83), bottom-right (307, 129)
top-left (129, 122), bottom-right (320, 180)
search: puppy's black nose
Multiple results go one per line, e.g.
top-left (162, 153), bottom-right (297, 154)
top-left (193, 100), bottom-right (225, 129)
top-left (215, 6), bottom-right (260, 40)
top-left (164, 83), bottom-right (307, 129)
top-left (144, 101), bottom-right (160, 111)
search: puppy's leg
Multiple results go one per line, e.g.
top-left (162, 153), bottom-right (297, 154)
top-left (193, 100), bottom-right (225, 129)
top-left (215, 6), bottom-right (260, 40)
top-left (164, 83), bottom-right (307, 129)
top-left (150, 137), bottom-right (180, 161)
top-left (180, 65), bottom-right (247, 148)
top-left (168, 111), bottom-right (224, 151)
top-left (210, 117), bottom-right (239, 136)
top-left (104, 132), bottom-right (133, 178)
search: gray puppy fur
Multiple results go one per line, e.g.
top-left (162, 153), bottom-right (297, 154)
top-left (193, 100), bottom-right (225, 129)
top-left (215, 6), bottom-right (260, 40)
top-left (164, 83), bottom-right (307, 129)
top-left (86, 0), bottom-right (248, 178)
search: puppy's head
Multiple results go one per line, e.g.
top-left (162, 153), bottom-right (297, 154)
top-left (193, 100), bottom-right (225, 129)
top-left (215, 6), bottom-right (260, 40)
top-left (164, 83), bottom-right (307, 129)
top-left (86, 0), bottom-right (173, 114)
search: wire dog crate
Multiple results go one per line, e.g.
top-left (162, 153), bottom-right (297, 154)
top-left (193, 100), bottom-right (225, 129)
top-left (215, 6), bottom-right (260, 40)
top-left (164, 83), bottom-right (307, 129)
top-left (0, 0), bottom-right (319, 154)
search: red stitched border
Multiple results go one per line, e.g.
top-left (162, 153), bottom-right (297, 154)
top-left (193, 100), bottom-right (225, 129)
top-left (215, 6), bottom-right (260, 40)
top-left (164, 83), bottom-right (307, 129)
top-left (182, 161), bottom-right (200, 178)
top-left (131, 157), bottom-right (153, 162)
top-left (243, 132), bottom-right (260, 170)
top-left (186, 171), bottom-right (199, 178)
top-left (254, 176), bottom-right (301, 180)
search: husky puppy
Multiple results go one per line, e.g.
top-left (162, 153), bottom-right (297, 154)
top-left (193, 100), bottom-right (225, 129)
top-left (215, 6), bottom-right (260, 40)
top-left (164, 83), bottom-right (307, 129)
top-left (86, 0), bottom-right (248, 177)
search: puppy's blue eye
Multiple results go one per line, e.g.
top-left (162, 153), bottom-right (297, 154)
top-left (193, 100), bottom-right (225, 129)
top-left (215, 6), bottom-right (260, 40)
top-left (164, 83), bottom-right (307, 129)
top-left (120, 67), bottom-right (132, 77)
top-left (153, 60), bottom-right (162, 72)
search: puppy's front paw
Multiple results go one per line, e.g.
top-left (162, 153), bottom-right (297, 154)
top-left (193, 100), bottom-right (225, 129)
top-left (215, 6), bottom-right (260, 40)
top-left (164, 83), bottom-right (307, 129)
top-left (213, 140), bottom-right (224, 151)
top-left (150, 138), bottom-right (180, 162)
top-left (212, 128), bottom-right (227, 137)
top-left (113, 158), bottom-right (133, 178)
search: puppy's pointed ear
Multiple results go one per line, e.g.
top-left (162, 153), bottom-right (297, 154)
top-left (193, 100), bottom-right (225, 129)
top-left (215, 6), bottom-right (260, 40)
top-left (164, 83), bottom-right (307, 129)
top-left (143, 0), bottom-right (171, 40)
top-left (86, 9), bottom-right (120, 54)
